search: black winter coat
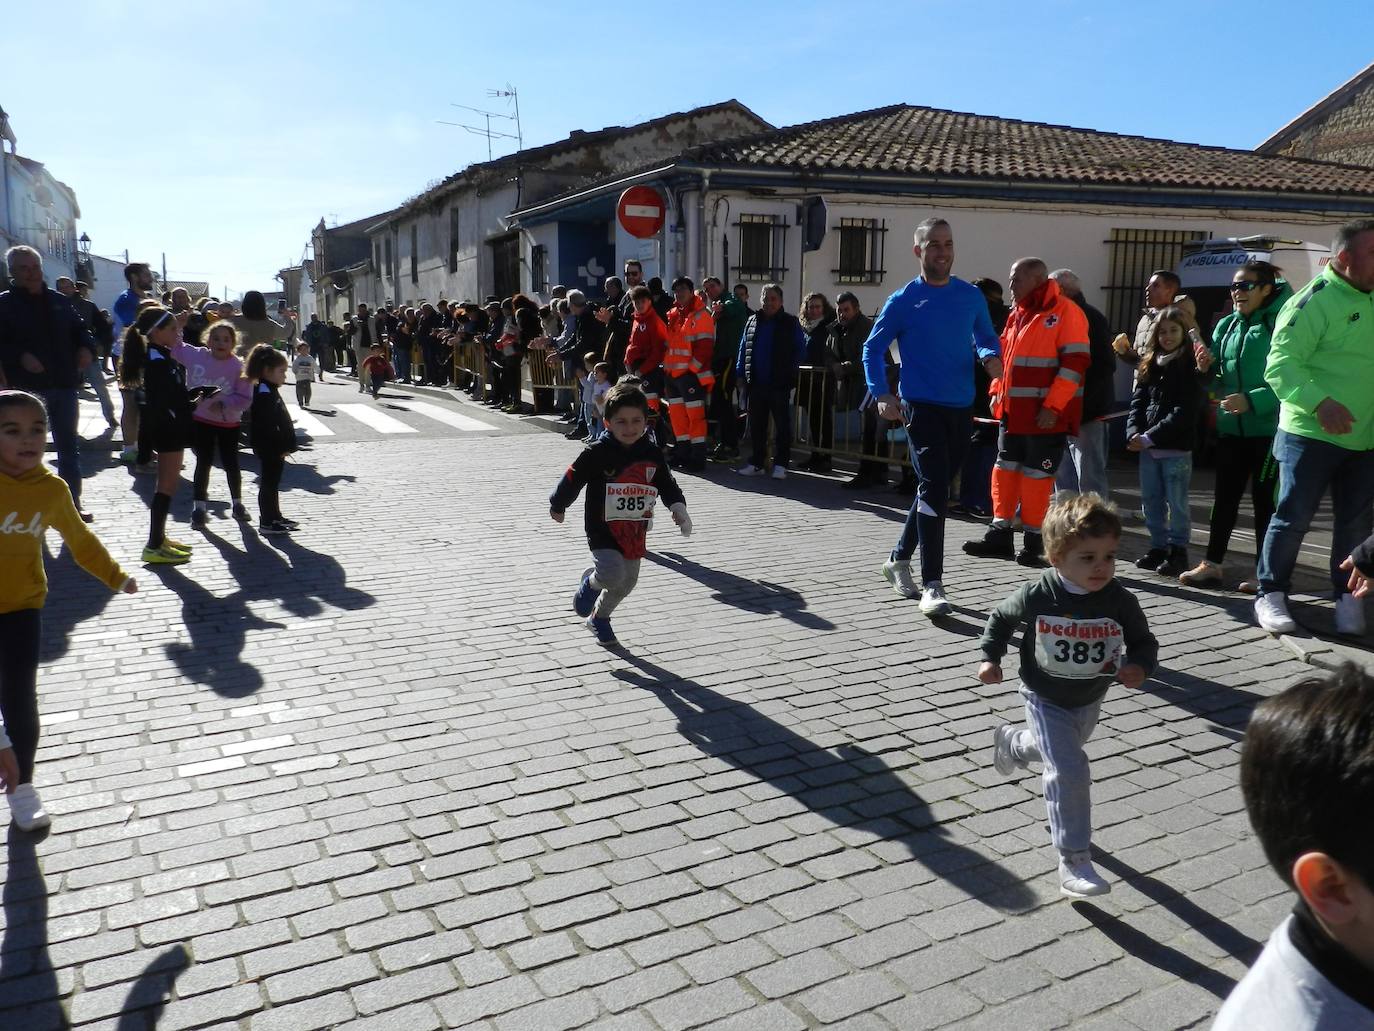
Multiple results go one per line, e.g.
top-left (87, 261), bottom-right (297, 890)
top-left (1068, 295), bottom-right (1118, 423)
top-left (0, 282), bottom-right (96, 389)
top-left (249, 382), bottom-right (297, 457)
top-left (1128, 350), bottom-right (1202, 452)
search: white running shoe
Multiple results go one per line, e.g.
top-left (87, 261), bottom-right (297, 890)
top-left (992, 724), bottom-right (1020, 777)
top-left (771, 465), bottom-right (787, 480)
top-left (880, 558), bottom-right (920, 599)
top-left (1059, 853), bottom-right (1110, 898)
top-left (919, 582), bottom-right (951, 617)
top-left (737, 464), bottom-right (764, 477)
top-left (1336, 593), bottom-right (1367, 637)
top-left (8, 784), bottom-right (51, 831)
top-left (1254, 592), bottom-right (1297, 634)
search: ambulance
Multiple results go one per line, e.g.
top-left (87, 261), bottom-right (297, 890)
top-left (1176, 236), bottom-right (1331, 337)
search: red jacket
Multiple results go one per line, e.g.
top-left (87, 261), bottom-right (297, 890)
top-left (624, 306), bottom-right (668, 377)
top-left (991, 280), bottom-right (1091, 435)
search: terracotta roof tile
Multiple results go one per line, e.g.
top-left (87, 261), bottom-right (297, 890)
top-left (689, 104), bottom-right (1374, 198)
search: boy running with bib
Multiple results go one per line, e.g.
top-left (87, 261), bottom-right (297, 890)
top-left (550, 379), bottom-right (691, 646)
top-left (980, 493), bottom-right (1157, 897)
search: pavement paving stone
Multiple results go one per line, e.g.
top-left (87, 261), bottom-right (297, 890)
top-left (7, 396), bottom-right (1358, 1029)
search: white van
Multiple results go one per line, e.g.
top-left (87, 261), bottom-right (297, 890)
top-left (1177, 236), bottom-right (1330, 336)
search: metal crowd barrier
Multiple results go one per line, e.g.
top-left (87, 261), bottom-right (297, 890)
top-left (783, 365), bottom-right (911, 466)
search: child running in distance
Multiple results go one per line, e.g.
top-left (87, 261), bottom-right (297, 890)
top-left (361, 343), bottom-right (393, 399)
top-left (172, 319), bottom-right (254, 529)
top-left (0, 389), bottom-right (138, 830)
top-left (1214, 662), bottom-right (1374, 1028)
top-left (550, 379), bottom-right (691, 646)
top-left (291, 342), bottom-right (322, 409)
top-left (1126, 305), bottom-right (1203, 578)
top-left (120, 307), bottom-right (196, 565)
top-left (245, 346), bottom-right (298, 537)
top-left (981, 493), bottom-right (1158, 897)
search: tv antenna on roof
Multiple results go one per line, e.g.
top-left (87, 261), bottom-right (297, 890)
top-left (437, 84), bottom-right (522, 161)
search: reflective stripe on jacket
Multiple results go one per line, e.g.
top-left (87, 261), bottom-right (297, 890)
top-left (992, 280), bottom-right (1091, 435)
top-left (664, 295), bottom-right (715, 389)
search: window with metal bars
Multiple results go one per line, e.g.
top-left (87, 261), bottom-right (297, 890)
top-left (733, 214), bottom-right (787, 281)
top-left (410, 225), bottom-right (419, 284)
top-left (834, 218), bottom-right (887, 284)
top-left (448, 208), bottom-right (461, 273)
top-left (1102, 228), bottom-right (1209, 334)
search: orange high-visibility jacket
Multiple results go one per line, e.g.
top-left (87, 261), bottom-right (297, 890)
top-left (992, 280), bottom-right (1091, 435)
top-left (664, 295), bottom-right (715, 390)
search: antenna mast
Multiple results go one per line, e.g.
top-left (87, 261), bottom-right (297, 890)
top-left (436, 85), bottom-right (522, 160)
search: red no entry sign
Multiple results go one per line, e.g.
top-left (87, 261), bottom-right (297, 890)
top-left (617, 186), bottom-right (665, 239)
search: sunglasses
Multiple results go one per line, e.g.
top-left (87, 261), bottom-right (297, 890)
top-left (1229, 281), bottom-right (1263, 293)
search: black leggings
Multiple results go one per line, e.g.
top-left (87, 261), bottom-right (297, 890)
top-left (0, 609), bottom-right (42, 783)
top-left (1206, 434), bottom-right (1278, 564)
top-left (258, 454), bottom-right (285, 522)
top-left (192, 421), bottom-right (243, 502)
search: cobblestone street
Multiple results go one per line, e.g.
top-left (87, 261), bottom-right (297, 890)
top-left (1, 382), bottom-right (1368, 1030)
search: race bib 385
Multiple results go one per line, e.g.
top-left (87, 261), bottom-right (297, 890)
top-left (604, 482), bottom-right (658, 522)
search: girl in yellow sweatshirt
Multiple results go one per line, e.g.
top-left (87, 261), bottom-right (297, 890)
top-left (0, 389), bottom-right (138, 831)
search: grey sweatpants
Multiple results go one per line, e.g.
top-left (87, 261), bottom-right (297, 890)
top-left (1011, 686), bottom-right (1100, 856)
top-left (590, 549), bottom-right (640, 618)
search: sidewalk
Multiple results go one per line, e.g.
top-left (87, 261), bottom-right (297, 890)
top-left (3, 388), bottom-right (1360, 1030)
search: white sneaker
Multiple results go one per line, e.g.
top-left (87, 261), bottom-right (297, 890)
top-left (919, 582), bottom-right (951, 617)
top-left (8, 784), bottom-right (51, 831)
top-left (1255, 592), bottom-right (1297, 634)
top-left (771, 466), bottom-right (786, 480)
top-left (1336, 593), bottom-right (1367, 636)
top-left (1059, 853), bottom-right (1110, 898)
top-left (737, 464), bottom-right (763, 477)
top-left (992, 724), bottom-right (1020, 777)
top-left (880, 558), bottom-right (920, 599)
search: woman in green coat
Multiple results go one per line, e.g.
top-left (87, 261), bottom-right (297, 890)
top-left (1180, 260), bottom-right (1291, 590)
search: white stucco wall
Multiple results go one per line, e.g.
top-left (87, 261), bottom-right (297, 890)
top-left (684, 188), bottom-right (1348, 326)
top-left (373, 181), bottom-right (520, 305)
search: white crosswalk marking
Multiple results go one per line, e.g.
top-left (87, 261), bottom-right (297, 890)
top-left (286, 404), bottom-right (335, 436)
top-left (333, 404), bottom-right (418, 434)
top-left (393, 400), bottom-right (496, 433)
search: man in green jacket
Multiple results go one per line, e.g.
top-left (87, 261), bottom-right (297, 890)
top-left (1256, 218), bottom-right (1374, 636)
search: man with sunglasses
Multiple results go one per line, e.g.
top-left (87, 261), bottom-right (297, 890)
top-left (1255, 218), bottom-right (1374, 637)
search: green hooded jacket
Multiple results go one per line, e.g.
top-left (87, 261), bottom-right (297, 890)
top-left (1266, 264), bottom-right (1374, 450)
top-left (1209, 278), bottom-right (1291, 438)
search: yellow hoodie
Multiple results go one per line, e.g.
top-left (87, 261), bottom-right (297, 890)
top-left (0, 465), bottom-right (129, 613)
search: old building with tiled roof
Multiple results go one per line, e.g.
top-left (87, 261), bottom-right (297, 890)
top-left (509, 102), bottom-right (1374, 335)
top-left (1259, 62), bottom-right (1374, 168)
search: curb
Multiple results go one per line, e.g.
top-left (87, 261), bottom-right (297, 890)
top-left (1277, 631), bottom-right (1373, 671)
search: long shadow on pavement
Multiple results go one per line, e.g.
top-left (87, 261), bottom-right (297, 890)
top-left (1091, 852), bottom-right (1263, 966)
top-left (611, 653), bottom-right (1037, 912)
top-left (113, 945), bottom-right (189, 1030)
top-left (153, 524), bottom-right (375, 697)
top-left (1071, 901), bottom-right (1241, 1000)
top-left (38, 543), bottom-right (117, 664)
top-left (1, 828), bottom-right (65, 1030)
top-left (645, 551), bottom-right (835, 630)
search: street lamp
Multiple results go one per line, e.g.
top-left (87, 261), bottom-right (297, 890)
top-left (79, 232), bottom-right (91, 257)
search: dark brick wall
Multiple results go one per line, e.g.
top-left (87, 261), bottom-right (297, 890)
top-left (1271, 80), bottom-right (1374, 167)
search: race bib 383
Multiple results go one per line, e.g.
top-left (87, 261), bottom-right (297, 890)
top-left (1033, 616), bottom-right (1123, 680)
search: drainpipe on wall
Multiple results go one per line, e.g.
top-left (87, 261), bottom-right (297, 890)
top-left (696, 170), bottom-right (711, 283)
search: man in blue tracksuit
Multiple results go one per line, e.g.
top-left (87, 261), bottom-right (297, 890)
top-left (863, 217), bottom-right (1003, 617)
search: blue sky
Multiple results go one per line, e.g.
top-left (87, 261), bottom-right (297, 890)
top-left (4, 0), bottom-right (1370, 296)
